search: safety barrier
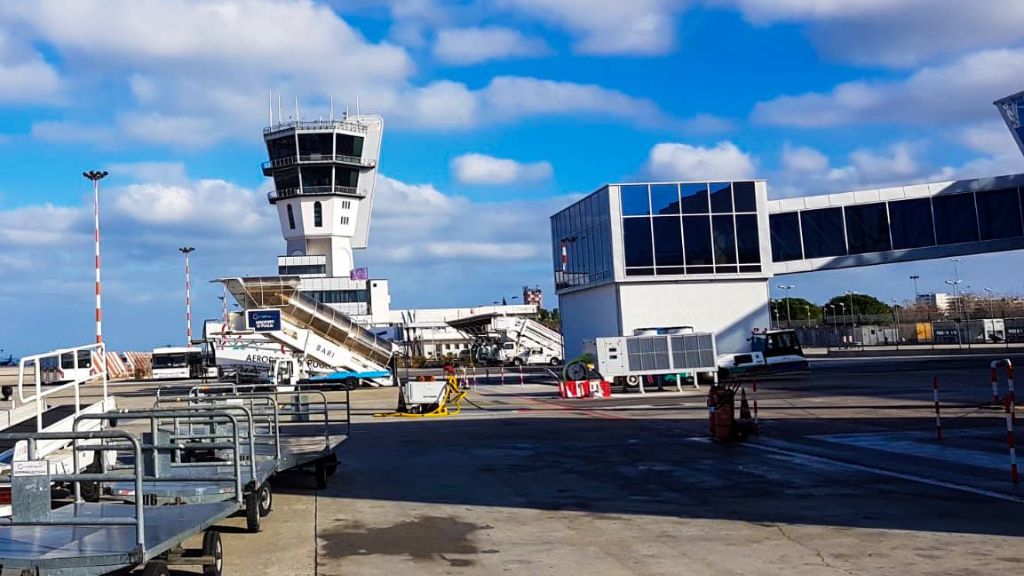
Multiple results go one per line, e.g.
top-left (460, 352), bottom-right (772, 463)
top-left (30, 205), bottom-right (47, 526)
top-left (1006, 397), bottom-right (1019, 484)
top-left (990, 359), bottom-right (1014, 404)
top-left (932, 376), bottom-right (943, 441)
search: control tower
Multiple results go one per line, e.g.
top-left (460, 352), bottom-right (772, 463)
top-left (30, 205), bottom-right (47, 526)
top-left (262, 111), bottom-right (390, 322)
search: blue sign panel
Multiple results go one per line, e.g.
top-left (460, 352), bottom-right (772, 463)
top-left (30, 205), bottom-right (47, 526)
top-left (246, 309), bottom-right (282, 332)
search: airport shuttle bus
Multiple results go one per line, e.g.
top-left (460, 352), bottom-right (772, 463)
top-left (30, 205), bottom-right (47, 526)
top-left (151, 346), bottom-right (211, 379)
top-left (39, 349), bottom-right (94, 384)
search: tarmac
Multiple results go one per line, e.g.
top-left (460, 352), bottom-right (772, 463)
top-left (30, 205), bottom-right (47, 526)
top-left (5, 356), bottom-right (1024, 574)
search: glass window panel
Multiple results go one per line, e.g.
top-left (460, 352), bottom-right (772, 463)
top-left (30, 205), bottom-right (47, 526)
top-left (739, 265), bottom-right (762, 273)
top-left (650, 184), bottom-right (681, 215)
top-left (301, 166), bottom-right (332, 188)
top-left (684, 215), bottom-right (713, 266)
top-left (687, 265), bottom-right (713, 275)
top-left (625, 268), bottom-right (654, 276)
top-left (715, 265), bottom-right (739, 274)
top-left (800, 208), bottom-right (846, 259)
top-left (656, 266), bottom-right (686, 275)
top-left (681, 183), bottom-right (709, 214)
top-left (977, 188), bottom-right (1023, 240)
top-left (845, 203), bottom-right (891, 254)
top-left (623, 217), bottom-right (654, 267)
top-left (710, 182), bottom-right (733, 213)
top-left (770, 212), bottom-right (802, 262)
top-left (889, 198), bottom-right (935, 249)
top-left (933, 193), bottom-right (979, 245)
top-left (620, 185), bottom-right (650, 216)
top-left (274, 168), bottom-right (299, 191)
top-left (266, 135), bottom-right (295, 161)
top-left (733, 181), bottom-right (757, 213)
top-left (336, 167), bottom-right (358, 187)
top-left (652, 216), bottom-right (684, 266)
top-left (712, 215), bottom-right (737, 264)
top-left (297, 133), bottom-right (333, 157)
top-left (735, 214), bottom-right (761, 264)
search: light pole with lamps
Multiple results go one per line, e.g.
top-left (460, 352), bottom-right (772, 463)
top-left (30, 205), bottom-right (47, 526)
top-left (984, 287), bottom-right (996, 319)
top-left (778, 284), bottom-right (795, 328)
top-left (846, 290), bottom-right (857, 327)
top-left (910, 274), bottom-right (920, 301)
top-left (179, 247), bottom-right (196, 348)
top-left (945, 279), bottom-right (964, 347)
top-left (83, 170), bottom-right (108, 344)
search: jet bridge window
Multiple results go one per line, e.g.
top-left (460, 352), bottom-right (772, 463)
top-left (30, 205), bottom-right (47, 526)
top-left (800, 208), bottom-right (846, 259)
top-left (769, 212), bottom-right (802, 262)
top-left (933, 193), bottom-right (979, 245)
top-left (844, 203), bottom-right (891, 254)
top-left (976, 188), bottom-right (1023, 240)
top-left (888, 198), bottom-right (934, 249)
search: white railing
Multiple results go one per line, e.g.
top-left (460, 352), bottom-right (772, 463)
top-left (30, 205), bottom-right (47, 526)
top-left (16, 343), bottom-right (108, 432)
top-left (262, 154), bottom-right (376, 170)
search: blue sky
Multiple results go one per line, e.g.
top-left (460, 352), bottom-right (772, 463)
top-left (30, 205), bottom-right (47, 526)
top-left (3, 0), bottom-right (1024, 355)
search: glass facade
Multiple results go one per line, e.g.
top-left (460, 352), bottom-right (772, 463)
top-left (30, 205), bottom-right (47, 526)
top-left (551, 187), bottom-right (614, 290)
top-left (770, 186), bottom-right (1024, 263)
top-left (620, 182), bottom-right (762, 277)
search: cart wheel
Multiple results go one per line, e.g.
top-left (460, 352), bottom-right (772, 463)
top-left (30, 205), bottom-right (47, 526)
top-left (80, 480), bottom-right (100, 502)
top-left (343, 377), bottom-right (359, 391)
top-left (246, 493), bottom-right (262, 533)
top-left (1, 385), bottom-right (11, 401)
top-left (141, 561), bottom-right (170, 576)
top-left (257, 482), bottom-right (273, 517)
top-left (202, 530), bottom-right (224, 576)
top-left (315, 460), bottom-right (328, 490)
top-left (325, 455), bottom-right (339, 478)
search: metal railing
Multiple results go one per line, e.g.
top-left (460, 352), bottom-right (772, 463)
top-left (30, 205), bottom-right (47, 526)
top-left (264, 119), bottom-right (368, 135)
top-left (267, 185), bottom-right (362, 202)
top-left (15, 343), bottom-right (108, 432)
top-left (261, 154), bottom-right (375, 171)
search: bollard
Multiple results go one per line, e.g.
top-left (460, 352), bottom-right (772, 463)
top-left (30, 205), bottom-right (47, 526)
top-left (990, 359), bottom-right (1014, 405)
top-left (519, 364), bottom-right (525, 388)
top-left (752, 381), bottom-right (759, 427)
top-left (500, 363), bottom-right (506, 385)
top-left (933, 376), bottom-right (943, 442)
top-left (992, 367), bottom-right (1001, 404)
top-left (1006, 397), bottom-right (1019, 484)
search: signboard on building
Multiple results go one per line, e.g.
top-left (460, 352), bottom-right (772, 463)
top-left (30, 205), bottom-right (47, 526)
top-left (246, 309), bottom-right (282, 332)
top-left (350, 267), bottom-right (368, 280)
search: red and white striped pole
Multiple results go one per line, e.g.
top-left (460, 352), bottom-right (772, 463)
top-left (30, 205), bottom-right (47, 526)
top-left (1007, 363), bottom-right (1015, 404)
top-left (560, 242), bottom-right (567, 272)
top-left (932, 376), bottom-right (943, 442)
top-left (83, 171), bottom-right (108, 344)
top-left (1005, 397), bottom-right (1019, 484)
top-left (180, 246), bottom-right (196, 348)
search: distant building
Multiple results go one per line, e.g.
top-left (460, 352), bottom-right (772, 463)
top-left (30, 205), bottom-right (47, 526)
top-left (916, 293), bottom-right (951, 311)
top-left (523, 286), bottom-right (543, 307)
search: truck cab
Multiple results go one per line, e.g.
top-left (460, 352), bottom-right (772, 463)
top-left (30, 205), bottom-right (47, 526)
top-left (718, 329), bottom-right (810, 379)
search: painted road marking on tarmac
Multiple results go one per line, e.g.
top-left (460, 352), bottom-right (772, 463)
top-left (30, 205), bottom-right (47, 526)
top-left (738, 440), bottom-right (1024, 505)
top-left (811, 430), bottom-right (1007, 471)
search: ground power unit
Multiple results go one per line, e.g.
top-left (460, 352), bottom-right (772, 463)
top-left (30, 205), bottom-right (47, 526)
top-left (582, 330), bottom-right (718, 391)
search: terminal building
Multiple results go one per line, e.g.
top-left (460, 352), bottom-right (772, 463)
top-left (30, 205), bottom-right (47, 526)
top-left (553, 92), bottom-right (1024, 358)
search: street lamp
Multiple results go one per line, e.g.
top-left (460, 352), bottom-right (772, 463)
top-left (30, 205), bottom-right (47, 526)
top-left (984, 287), bottom-right (995, 319)
top-left (778, 284), bottom-right (795, 328)
top-left (945, 279), bottom-right (964, 347)
top-left (846, 290), bottom-right (857, 327)
top-left (83, 170), bottom-right (109, 344)
top-left (179, 247), bottom-right (196, 348)
top-left (910, 274), bottom-right (920, 301)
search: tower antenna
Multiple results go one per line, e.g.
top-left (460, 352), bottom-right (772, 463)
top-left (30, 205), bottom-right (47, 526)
top-left (295, 96), bottom-right (300, 121)
top-left (277, 93), bottom-right (282, 124)
top-left (330, 95), bottom-right (334, 122)
top-left (268, 91), bottom-right (274, 127)
top-left (356, 94), bottom-right (361, 118)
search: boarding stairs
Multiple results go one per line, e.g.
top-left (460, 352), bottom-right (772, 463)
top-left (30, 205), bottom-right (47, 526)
top-left (221, 277), bottom-right (395, 377)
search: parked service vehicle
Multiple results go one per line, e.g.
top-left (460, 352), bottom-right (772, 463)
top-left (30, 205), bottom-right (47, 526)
top-left (38, 348), bottom-right (94, 384)
top-left (486, 317), bottom-right (563, 366)
top-left (151, 346), bottom-right (215, 379)
top-left (716, 329), bottom-right (810, 379)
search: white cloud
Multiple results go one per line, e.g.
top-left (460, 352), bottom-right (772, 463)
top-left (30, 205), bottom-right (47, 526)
top-left (434, 26), bottom-right (549, 65)
top-left (726, 0), bottom-right (1024, 68)
top-left (497, 0), bottom-right (688, 55)
top-left (643, 141), bottom-right (756, 181)
top-left (0, 32), bottom-right (61, 103)
top-left (753, 48), bottom-right (1024, 128)
top-left (781, 143), bottom-right (829, 173)
top-left (451, 153), bottom-right (553, 185)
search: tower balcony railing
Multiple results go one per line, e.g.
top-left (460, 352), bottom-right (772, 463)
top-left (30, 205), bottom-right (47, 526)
top-left (268, 186), bottom-right (364, 202)
top-left (264, 119), bottom-right (369, 136)
top-left (261, 154), bottom-right (376, 173)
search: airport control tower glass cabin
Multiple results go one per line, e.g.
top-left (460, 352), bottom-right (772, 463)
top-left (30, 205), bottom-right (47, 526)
top-left (262, 114), bottom-right (391, 323)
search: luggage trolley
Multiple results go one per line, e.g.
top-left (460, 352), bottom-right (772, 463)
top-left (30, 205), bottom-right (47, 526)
top-left (0, 426), bottom-right (244, 576)
top-left (93, 404), bottom-right (278, 533)
top-left (167, 386), bottom-right (351, 489)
